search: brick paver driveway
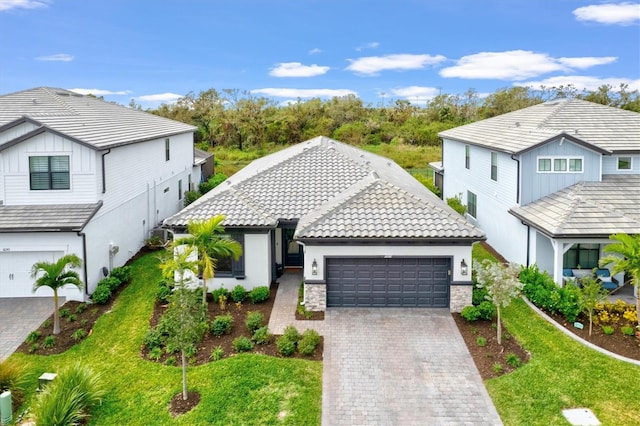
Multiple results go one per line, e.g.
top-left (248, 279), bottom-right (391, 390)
top-left (322, 308), bottom-right (502, 425)
top-left (0, 298), bottom-right (57, 361)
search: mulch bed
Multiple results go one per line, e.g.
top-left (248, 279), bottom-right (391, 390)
top-left (453, 314), bottom-right (531, 380)
top-left (141, 283), bottom-right (323, 364)
top-left (169, 391), bottom-right (201, 417)
top-left (294, 310), bottom-right (325, 320)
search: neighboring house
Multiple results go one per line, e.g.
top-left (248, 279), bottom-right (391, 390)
top-left (436, 99), bottom-right (640, 286)
top-left (194, 147), bottom-right (215, 186)
top-left (0, 87), bottom-right (203, 301)
top-left (164, 136), bottom-right (484, 312)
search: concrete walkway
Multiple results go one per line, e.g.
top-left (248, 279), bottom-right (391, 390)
top-left (0, 297), bottom-right (59, 361)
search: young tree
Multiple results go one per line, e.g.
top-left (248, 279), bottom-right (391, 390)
top-left (578, 274), bottom-right (608, 337)
top-left (600, 233), bottom-right (640, 327)
top-left (159, 245), bottom-right (199, 289)
top-left (31, 254), bottom-right (83, 335)
top-left (172, 215), bottom-right (242, 306)
top-left (474, 259), bottom-right (522, 344)
top-left (162, 287), bottom-right (207, 400)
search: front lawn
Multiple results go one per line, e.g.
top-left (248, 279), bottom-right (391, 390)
top-left (10, 253), bottom-right (322, 425)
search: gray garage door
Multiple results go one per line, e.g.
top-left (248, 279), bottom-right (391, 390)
top-left (326, 257), bottom-right (451, 307)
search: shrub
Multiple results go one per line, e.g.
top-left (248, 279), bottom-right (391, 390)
top-left (461, 305), bottom-right (480, 322)
top-left (446, 193), bottom-right (467, 216)
top-left (276, 336), bottom-right (296, 356)
top-left (110, 266), bottom-right (131, 283)
top-left (98, 276), bottom-right (121, 292)
top-left (621, 326), bottom-right (635, 336)
top-left (245, 311), bottom-right (264, 333)
top-left (59, 308), bottom-right (71, 318)
top-left (165, 356), bottom-right (177, 366)
top-left (43, 335), bottom-right (56, 348)
top-left (505, 353), bottom-right (522, 368)
top-left (26, 330), bottom-right (41, 344)
top-left (231, 285), bottom-right (248, 303)
top-left (218, 294), bottom-right (228, 311)
top-left (198, 172), bottom-right (228, 194)
top-left (143, 327), bottom-right (166, 351)
top-left (184, 190), bottom-right (200, 206)
top-left (252, 326), bottom-right (272, 345)
top-left (477, 301), bottom-right (496, 321)
top-left (493, 363), bottom-right (504, 374)
top-left (232, 336), bottom-right (255, 352)
top-left (148, 347), bottom-right (163, 361)
top-left (67, 314), bottom-right (77, 323)
top-left (91, 284), bottom-right (112, 305)
top-left (211, 314), bottom-right (233, 336)
top-left (29, 344), bottom-right (39, 353)
top-left (75, 303), bottom-right (87, 314)
top-left (165, 342), bottom-right (180, 355)
top-left (0, 359), bottom-right (28, 402)
top-left (156, 283), bottom-right (172, 303)
top-left (210, 346), bottom-right (224, 361)
top-left (602, 325), bottom-right (615, 335)
top-left (472, 286), bottom-right (489, 306)
top-left (298, 329), bottom-right (321, 356)
top-left (211, 287), bottom-right (229, 303)
top-left (282, 325), bottom-right (300, 342)
top-left (43, 318), bottom-right (52, 328)
top-left (249, 286), bottom-right (270, 303)
top-left (72, 329), bottom-right (87, 341)
top-left (476, 337), bottom-right (487, 347)
top-left (185, 344), bottom-right (197, 358)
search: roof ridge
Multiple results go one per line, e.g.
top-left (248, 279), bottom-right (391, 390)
top-left (536, 98), bottom-right (572, 132)
top-left (41, 87), bottom-right (80, 116)
top-left (229, 185), bottom-right (277, 223)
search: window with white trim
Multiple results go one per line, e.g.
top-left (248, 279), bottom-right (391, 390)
top-left (467, 190), bottom-right (477, 218)
top-left (537, 156), bottom-right (583, 173)
top-left (29, 156), bottom-right (70, 190)
top-left (617, 156), bottom-right (632, 171)
top-left (490, 151), bottom-right (498, 181)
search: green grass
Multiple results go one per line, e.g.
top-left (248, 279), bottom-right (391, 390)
top-left (10, 253), bottom-right (321, 425)
top-left (472, 242), bottom-right (498, 264)
top-left (488, 298), bottom-right (640, 425)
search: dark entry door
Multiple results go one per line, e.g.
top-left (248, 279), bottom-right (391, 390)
top-left (283, 228), bottom-right (303, 267)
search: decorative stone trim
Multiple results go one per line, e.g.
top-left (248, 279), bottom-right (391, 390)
top-left (450, 285), bottom-right (472, 313)
top-left (304, 282), bottom-right (326, 312)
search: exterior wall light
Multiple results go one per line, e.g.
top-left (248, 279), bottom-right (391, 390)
top-left (460, 259), bottom-right (468, 276)
top-left (311, 259), bottom-right (318, 275)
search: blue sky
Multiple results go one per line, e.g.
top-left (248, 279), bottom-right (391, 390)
top-left (1, 0), bottom-right (639, 107)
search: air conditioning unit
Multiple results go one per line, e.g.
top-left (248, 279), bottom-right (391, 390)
top-left (150, 227), bottom-right (169, 243)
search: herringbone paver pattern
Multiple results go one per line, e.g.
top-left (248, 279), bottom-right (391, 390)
top-left (0, 297), bottom-right (58, 361)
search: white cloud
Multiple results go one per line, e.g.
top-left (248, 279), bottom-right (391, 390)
top-left (308, 48), bottom-right (322, 55)
top-left (390, 86), bottom-right (441, 99)
top-left (347, 54), bottom-right (446, 75)
top-left (269, 62), bottom-right (330, 78)
top-left (573, 2), bottom-right (640, 25)
top-left (557, 56), bottom-right (617, 68)
top-left (36, 53), bottom-right (74, 62)
top-left (0, 0), bottom-right (48, 12)
top-left (68, 88), bottom-right (132, 96)
top-left (251, 88), bottom-right (357, 98)
top-left (356, 42), bottom-right (380, 51)
top-left (518, 75), bottom-right (640, 92)
top-left (440, 50), bottom-right (617, 81)
top-left (136, 93), bottom-right (183, 103)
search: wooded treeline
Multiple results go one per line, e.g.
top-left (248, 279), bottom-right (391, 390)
top-left (145, 84), bottom-right (640, 150)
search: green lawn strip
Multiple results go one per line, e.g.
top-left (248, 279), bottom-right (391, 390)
top-left (487, 298), bottom-right (640, 425)
top-left (472, 242), bottom-right (497, 264)
top-left (11, 252), bottom-right (322, 425)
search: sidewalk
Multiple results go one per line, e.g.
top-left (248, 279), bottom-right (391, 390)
top-left (268, 270), bottom-right (328, 336)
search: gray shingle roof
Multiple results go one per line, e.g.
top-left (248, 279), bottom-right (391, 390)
top-left (509, 175), bottom-right (640, 237)
top-left (0, 87), bottom-right (195, 149)
top-left (0, 202), bottom-right (102, 232)
top-left (439, 99), bottom-right (640, 154)
top-left (164, 136), bottom-right (483, 241)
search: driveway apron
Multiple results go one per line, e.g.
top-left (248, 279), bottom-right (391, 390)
top-left (0, 297), bottom-right (58, 361)
top-left (322, 308), bottom-right (502, 426)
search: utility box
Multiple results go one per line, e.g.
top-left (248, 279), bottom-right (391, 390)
top-left (38, 372), bottom-right (57, 391)
top-left (0, 390), bottom-right (12, 426)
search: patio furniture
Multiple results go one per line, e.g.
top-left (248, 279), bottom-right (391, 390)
top-left (595, 269), bottom-right (618, 292)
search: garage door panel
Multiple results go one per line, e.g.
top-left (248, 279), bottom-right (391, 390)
top-left (326, 257), bottom-right (450, 308)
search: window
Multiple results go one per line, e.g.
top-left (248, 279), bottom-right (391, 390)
top-left (490, 152), bottom-right (498, 181)
top-left (211, 234), bottom-right (245, 278)
top-left (563, 244), bottom-right (599, 269)
top-left (537, 156), bottom-right (583, 173)
top-left (538, 158), bottom-right (551, 172)
top-left (165, 138), bottom-right (170, 161)
top-left (465, 145), bottom-right (470, 169)
top-left (617, 156), bottom-right (632, 171)
top-left (29, 156), bottom-right (70, 190)
top-left (178, 179), bottom-right (182, 200)
top-left (467, 191), bottom-right (477, 218)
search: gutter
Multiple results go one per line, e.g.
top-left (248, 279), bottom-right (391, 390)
top-left (76, 201), bottom-right (103, 300)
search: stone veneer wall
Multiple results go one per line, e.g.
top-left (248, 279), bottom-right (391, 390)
top-left (450, 285), bottom-right (472, 312)
top-left (304, 283), bottom-right (326, 311)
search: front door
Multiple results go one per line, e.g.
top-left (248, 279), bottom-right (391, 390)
top-left (283, 228), bottom-right (303, 267)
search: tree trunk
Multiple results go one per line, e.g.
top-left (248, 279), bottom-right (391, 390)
top-left (53, 290), bottom-right (60, 335)
top-left (182, 349), bottom-right (188, 400)
top-left (202, 277), bottom-right (207, 306)
top-left (496, 306), bottom-right (502, 345)
top-left (589, 313), bottom-right (593, 337)
top-left (635, 277), bottom-right (640, 328)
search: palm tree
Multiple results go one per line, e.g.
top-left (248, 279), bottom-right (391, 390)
top-left (600, 233), bottom-right (640, 327)
top-left (31, 254), bottom-right (83, 335)
top-left (172, 215), bottom-right (242, 305)
top-left (159, 245), bottom-right (199, 289)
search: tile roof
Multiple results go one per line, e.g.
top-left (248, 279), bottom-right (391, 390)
top-left (0, 87), bottom-right (195, 149)
top-left (0, 202), bottom-right (102, 232)
top-left (509, 175), bottom-right (640, 237)
top-left (439, 99), bottom-right (640, 154)
top-left (164, 136), bottom-right (483, 241)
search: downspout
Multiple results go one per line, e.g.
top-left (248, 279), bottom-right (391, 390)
top-left (524, 223), bottom-right (530, 267)
top-left (101, 149), bottom-right (111, 194)
top-left (77, 231), bottom-right (89, 300)
top-left (510, 154), bottom-right (520, 204)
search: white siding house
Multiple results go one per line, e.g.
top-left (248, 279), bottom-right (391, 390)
top-left (0, 87), bottom-right (203, 301)
top-left (437, 99), bottom-right (640, 286)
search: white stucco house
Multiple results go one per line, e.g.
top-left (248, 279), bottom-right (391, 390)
top-left (0, 87), bottom-right (207, 301)
top-left (435, 99), bottom-right (640, 287)
top-left (164, 136), bottom-right (484, 312)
